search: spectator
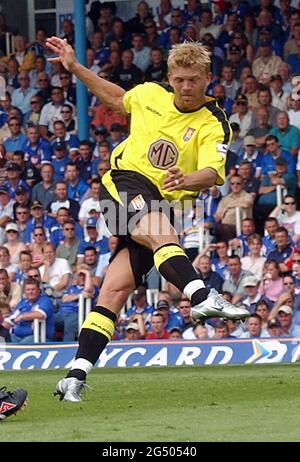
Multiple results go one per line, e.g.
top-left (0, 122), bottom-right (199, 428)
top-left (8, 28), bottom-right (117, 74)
top-left (257, 158), bottom-right (297, 226)
top-left (222, 255), bottom-right (253, 305)
top-left (39, 242), bottom-right (71, 301)
top-left (0, 268), bottom-right (22, 310)
top-left (60, 103), bottom-right (77, 134)
top-left (25, 200), bottom-right (55, 244)
top-left (56, 219), bottom-right (79, 268)
top-left (22, 125), bottom-right (52, 167)
top-left (39, 86), bottom-right (65, 139)
top-left (269, 194), bottom-right (300, 243)
top-left (145, 311), bottom-right (170, 339)
top-left (215, 174), bottom-right (254, 242)
top-left (0, 185), bottom-right (14, 244)
top-left (229, 94), bottom-right (255, 137)
top-left (193, 254), bottom-right (224, 293)
top-left (269, 111), bottom-right (300, 157)
top-left (241, 234), bottom-right (266, 280)
top-left (266, 227), bottom-right (294, 274)
top-left (31, 163), bottom-right (55, 209)
top-left (144, 47), bottom-right (167, 82)
top-left (11, 71), bottom-right (37, 116)
top-left (252, 39), bottom-right (283, 82)
top-left (246, 106), bottom-right (271, 150)
top-left (65, 162), bottom-right (89, 203)
top-left (255, 299), bottom-right (270, 331)
top-left (48, 181), bottom-right (79, 221)
top-left (54, 266), bottom-right (95, 341)
top-left (2, 278), bottom-right (54, 343)
top-left (3, 117), bottom-right (27, 156)
top-left (240, 313), bottom-right (269, 338)
top-left (259, 260), bottom-right (284, 304)
top-left (155, 298), bottom-right (183, 332)
top-left (4, 222), bottom-right (27, 265)
top-left (270, 74), bottom-right (289, 111)
top-left (27, 225), bottom-right (46, 268)
top-left (267, 317), bottom-right (282, 337)
top-left (240, 275), bottom-right (261, 314)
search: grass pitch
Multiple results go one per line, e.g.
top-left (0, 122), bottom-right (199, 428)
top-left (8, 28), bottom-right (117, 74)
top-left (1, 364), bottom-right (300, 442)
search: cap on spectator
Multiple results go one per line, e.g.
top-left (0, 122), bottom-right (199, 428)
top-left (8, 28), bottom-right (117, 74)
top-left (133, 286), bottom-right (146, 297)
top-left (275, 157), bottom-right (288, 166)
top-left (94, 125), bottom-right (108, 136)
top-left (15, 185), bottom-right (27, 195)
top-left (235, 94), bottom-right (248, 104)
top-left (5, 222), bottom-right (18, 233)
top-left (110, 123), bottom-right (122, 132)
top-left (126, 322), bottom-right (139, 331)
top-left (31, 200), bottom-right (43, 209)
top-left (53, 141), bottom-right (66, 150)
top-left (229, 44), bottom-right (241, 53)
top-left (6, 162), bottom-right (21, 172)
top-left (243, 135), bottom-right (256, 146)
top-left (270, 74), bottom-right (282, 82)
top-left (278, 305), bottom-right (293, 315)
top-left (0, 185), bottom-right (9, 194)
top-left (267, 318), bottom-right (281, 328)
top-left (259, 39), bottom-right (272, 47)
top-left (243, 275), bottom-right (259, 287)
top-left (86, 217), bottom-right (97, 228)
top-left (156, 300), bottom-right (170, 310)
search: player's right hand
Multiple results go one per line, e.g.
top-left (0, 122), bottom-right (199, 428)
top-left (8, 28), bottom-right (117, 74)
top-left (46, 36), bottom-right (76, 72)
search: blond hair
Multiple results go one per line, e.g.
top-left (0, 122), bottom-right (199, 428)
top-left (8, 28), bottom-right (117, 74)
top-left (167, 42), bottom-right (211, 74)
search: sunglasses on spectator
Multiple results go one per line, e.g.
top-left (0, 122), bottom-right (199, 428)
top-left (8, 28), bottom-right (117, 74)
top-left (17, 211), bottom-right (28, 215)
top-left (6, 230), bottom-right (17, 233)
top-left (293, 258), bottom-right (300, 263)
top-left (60, 76), bottom-right (70, 79)
top-left (30, 100), bottom-right (39, 104)
top-left (283, 282), bottom-right (294, 285)
top-left (284, 201), bottom-right (295, 205)
top-left (34, 233), bottom-right (44, 237)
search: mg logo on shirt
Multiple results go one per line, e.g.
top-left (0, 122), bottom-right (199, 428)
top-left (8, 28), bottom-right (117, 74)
top-left (148, 139), bottom-right (178, 170)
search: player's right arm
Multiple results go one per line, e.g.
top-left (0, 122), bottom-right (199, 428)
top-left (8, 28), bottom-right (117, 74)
top-left (46, 36), bottom-right (126, 114)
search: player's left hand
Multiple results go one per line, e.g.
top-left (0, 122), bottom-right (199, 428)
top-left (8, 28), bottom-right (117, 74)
top-left (162, 166), bottom-right (185, 191)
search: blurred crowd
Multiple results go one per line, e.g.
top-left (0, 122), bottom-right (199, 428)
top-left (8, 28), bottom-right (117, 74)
top-left (1, 0), bottom-right (300, 343)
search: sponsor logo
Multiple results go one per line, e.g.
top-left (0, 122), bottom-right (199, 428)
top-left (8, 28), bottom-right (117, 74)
top-left (0, 401), bottom-right (16, 413)
top-left (183, 127), bottom-right (196, 142)
top-left (148, 139), bottom-right (178, 169)
top-left (145, 105), bottom-right (162, 116)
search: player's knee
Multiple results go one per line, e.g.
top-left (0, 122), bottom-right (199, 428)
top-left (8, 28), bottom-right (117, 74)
top-left (98, 285), bottom-right (133, 309)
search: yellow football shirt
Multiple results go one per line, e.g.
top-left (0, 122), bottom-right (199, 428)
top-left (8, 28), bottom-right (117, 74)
top-left (103, 82), bottom-right (231, 204)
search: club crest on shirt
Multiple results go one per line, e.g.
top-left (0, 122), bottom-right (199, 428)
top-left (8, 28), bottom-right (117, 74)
top-left (182, 127), bottom-right (196, 142)
top-left (130, 194), bottom-right (146, 211)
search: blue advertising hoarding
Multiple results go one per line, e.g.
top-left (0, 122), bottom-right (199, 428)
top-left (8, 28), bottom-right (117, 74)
top-left (1, 338), bottom-right (300, 370)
